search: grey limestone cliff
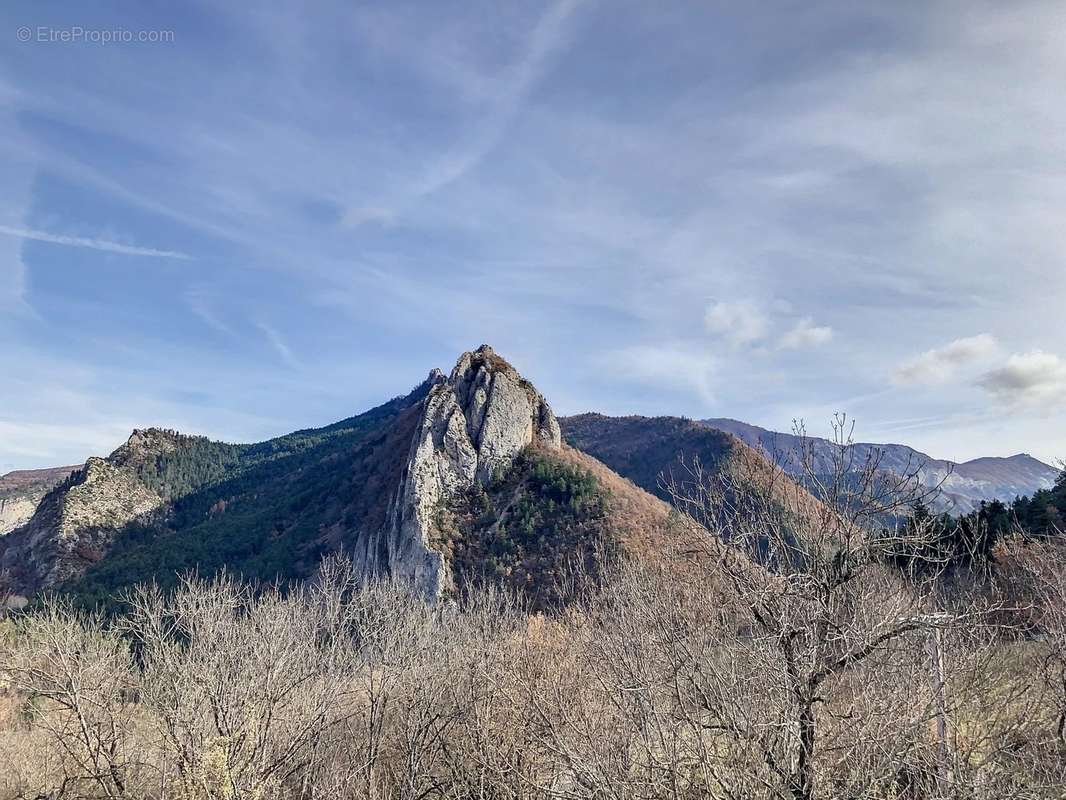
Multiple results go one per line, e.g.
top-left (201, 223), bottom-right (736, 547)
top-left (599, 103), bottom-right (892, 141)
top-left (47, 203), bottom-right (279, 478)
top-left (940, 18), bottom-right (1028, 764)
top-left (0, 465), bottom-right (81, 536)
top-left (373, 345), bottom-right (561, 597)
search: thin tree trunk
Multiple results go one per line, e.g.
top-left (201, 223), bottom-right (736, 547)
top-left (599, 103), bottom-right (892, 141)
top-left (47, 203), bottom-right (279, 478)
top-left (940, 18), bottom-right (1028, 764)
top-left (790, 696), bottom-right (816, 800)
top-left (927, 628), bottom-right (950, 789)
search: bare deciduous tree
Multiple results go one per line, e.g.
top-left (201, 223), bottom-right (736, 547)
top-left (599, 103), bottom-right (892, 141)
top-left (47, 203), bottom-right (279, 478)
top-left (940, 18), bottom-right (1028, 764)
top-left (661, 415), bottom-right (1001, 800)
top-left (0, 599), bottom-right (142, 799)
top-left (1010, 537), bottom-right (1066, 744)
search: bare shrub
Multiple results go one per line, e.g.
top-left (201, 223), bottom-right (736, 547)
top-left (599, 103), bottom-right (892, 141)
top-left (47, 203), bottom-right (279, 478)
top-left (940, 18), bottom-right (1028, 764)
top-left (122, 563), bottom-right (377, 799)
top-left (660, 416), bottom-right (1013, 799)
top-left (0, 599), bottom-right (145, 798)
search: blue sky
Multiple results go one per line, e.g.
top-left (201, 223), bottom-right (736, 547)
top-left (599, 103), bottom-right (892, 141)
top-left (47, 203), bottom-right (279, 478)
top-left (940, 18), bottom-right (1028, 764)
top-left (2, 1), bottom-right (1066, 471)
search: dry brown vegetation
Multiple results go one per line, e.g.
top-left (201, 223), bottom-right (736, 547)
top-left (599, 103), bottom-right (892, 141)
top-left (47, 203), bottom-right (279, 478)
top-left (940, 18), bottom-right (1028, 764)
top-left (553, 444), bottom-right (677, 557)
top-left (2, 420), bottom-right (1066, 799)
top-left (1, 550), bottom-right (1065, 799)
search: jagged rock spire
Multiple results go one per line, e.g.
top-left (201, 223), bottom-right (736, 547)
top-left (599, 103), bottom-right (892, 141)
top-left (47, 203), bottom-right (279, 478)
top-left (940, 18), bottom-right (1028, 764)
top-left (375, 345), bottom-right (561, 597)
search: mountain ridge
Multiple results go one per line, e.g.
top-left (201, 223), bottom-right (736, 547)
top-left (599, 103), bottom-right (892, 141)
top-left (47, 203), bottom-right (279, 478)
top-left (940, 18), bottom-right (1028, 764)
top-left (4, 354), bottom-right (1058, 608)
top-left (706, 417), bottom-right (1049, 469)
top-left (0, 347), bottom-right (682, 609)
top-left (702, 417), bottom-right (1059, 513)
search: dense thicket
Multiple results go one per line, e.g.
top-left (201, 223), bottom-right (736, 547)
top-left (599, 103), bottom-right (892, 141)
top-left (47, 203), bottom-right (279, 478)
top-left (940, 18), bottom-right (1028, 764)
top-left (2, 548), bottom-right (1064, 800)
top-left (560, 413), bottom-right (735, 502)
top-left (4, 411), bottom-right (1064, 798)
top-left (1010, 468), bottom-right (1066, 535)
top-left (434, 449), bottom-right (615, 609)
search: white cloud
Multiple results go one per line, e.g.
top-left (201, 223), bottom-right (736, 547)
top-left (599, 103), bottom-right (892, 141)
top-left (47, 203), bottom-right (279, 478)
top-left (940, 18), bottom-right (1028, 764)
top-left (704, 300), bottom-right (768, 348)
top-left (0, 157), bottom-right (35, 314)
top-left (779, 317), bottom-right (833, 350)
top-left (892, 334), bottom-right (999, 386)
top-left (0, 246), bottom-right (29, 314)
top-left (184, 286), bottom-right (234, 335)
top-left (977, 350), bottom-right (1066, 407)
top-left (5, 2), bottom-right (1066, 466)
top-left (0, 419), bottom-right (132, 464)
top-left (343, 0), bottom-right (587, 225)
top-left (0, 224), bottom-right (191, 259)
top-left (705, 302), bottom-right (831, 352)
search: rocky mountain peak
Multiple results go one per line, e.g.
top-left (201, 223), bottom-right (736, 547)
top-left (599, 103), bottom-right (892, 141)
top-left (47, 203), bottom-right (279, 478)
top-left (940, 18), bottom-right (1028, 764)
top-left (371, 346), bottom-right (561, 597)
top-left (110, 428), bottom-right (184, 469)
top-left (0, 455), bottom-right (163, 593)
top-left (448, 345), bottom-right (560, 465)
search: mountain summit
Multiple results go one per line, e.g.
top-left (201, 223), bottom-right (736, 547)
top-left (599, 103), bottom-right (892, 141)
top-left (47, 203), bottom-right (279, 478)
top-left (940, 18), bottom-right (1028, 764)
top-left (363, 344), bottom-right (561, 596)
top-left (5, 347), bottom-right (1052, 609)
top-left (0, 347), bottom-right (626, 606)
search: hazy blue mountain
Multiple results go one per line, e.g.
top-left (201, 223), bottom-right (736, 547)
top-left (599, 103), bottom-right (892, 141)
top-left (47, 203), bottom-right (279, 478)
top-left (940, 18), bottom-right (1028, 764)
top-left (702, 418), bottom-right (1059, 514)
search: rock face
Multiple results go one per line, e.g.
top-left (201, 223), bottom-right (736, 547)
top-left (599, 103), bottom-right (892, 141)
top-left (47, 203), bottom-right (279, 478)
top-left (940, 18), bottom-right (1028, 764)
top-left (0, 497), bottom-right (38, 538)
top-left (0, 465), bottom-right (81, 536)
top-left (109, 428), bottom-right (182, 471)
top-left (374, 345), bottom-right (561, 597)
top-left (0, 457), bottom-right (163, 594)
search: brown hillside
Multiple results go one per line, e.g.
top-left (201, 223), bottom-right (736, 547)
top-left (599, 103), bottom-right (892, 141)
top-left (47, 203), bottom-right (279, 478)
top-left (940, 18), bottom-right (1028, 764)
top-left (552, 444), bottom-right (677, 558)
top-left (560, 412), bottom-right (829, 549)
top-left (0, 465), bottom-right (82, 499)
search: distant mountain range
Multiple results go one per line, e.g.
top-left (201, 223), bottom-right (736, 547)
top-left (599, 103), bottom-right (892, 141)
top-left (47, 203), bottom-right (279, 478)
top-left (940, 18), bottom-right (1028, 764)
top-left (703, 418), bottom-right (1059, 514)
top-left (0, 350), bottom-right (1058, 607)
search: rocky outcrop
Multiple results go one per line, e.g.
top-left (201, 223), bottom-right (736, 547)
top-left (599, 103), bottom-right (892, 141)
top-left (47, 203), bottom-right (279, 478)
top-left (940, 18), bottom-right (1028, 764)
top-left (0, 458), bottom-right (163, 594)
top-left (0, 497), bottom-right (39, 538)
top-left (0, 465), bottom-right (81, 536)
top-left (0, 429), bottom-right (199, 595)
top-left (374, 345), bottom-right (561, 597)
top-left (108, 428), bottom-right (182, 470)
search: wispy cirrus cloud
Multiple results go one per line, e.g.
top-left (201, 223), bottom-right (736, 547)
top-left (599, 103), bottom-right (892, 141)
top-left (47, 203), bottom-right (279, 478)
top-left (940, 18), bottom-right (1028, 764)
top-left (3, 1), bottom-right (1066, 468)
top-left (184, 286), bottom-right (234, 335)
top-left (0, 224), bottom-right (191, 259)
top-left (343, 0), bottom-right (588, 227)
top-left (604, 343), bottom-right (718, 403)
top-left (0, 243), bottom-right (29, 314)
top-left (256, 322), bottom-right (300, 370)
